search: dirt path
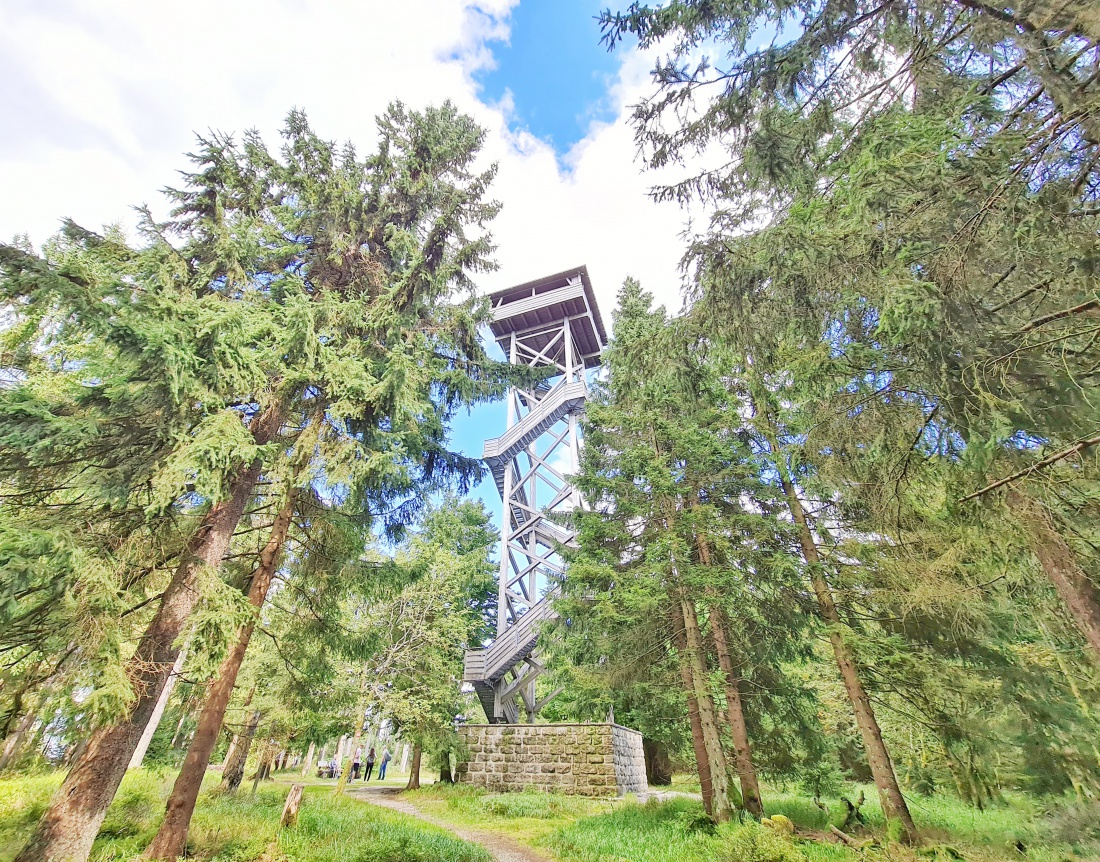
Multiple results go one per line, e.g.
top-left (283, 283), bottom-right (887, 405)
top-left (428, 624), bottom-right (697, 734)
top-left (348, 786), bottom-right (551, 862)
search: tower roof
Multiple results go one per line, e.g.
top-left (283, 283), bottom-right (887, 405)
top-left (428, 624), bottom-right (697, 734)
top-left (486, 266), bottom-right (608, 368)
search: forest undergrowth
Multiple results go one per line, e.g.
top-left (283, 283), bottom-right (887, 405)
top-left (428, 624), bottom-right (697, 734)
top-left (0, 771), bottom-right (489, 862)
top-left (407, 782), bottom-right (1099, 862)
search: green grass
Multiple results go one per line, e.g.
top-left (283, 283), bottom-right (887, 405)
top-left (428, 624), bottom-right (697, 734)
top-left (410, 782), bottom-right (1094, 862)
top-left (6, 770), bottom-right (1094, 862)
top-left (407, 783), bottom-right (609, 845)
top-left (0, 770), bottom-right (488, 862)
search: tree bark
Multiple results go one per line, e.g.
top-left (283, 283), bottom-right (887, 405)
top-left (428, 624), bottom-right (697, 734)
top-left (300, 742), bottom-right (315, 777)
top-left (678, 592), bottom-right (733, 822)
top-left (670, 608), bottom-right (714, 815)
top-left (146, 492), bottom-right (296, 860)
top-left (768, 431), bottom-right (917, 844)
top-left (405, 745), bottom-right (422, 790)
top-left (220, 687), bottom-right (259, 794)
top-left (709, 605), bottom-right (764, 819)
top-left (222, 736), bottom-right (238, 769)
top-left (15, 403), bottom-right (284, 862)
top-left (1006, 488), bottom-right (1100, 661)
top-left (280, 784), bottom-right (304, 828)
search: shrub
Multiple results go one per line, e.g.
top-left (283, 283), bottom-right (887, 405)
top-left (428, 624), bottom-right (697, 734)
top-left (720, 823), bottom-right (805, 862)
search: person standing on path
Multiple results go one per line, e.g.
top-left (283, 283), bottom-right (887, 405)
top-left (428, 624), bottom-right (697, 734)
top-left (351, 746), bottom-right (362, 781)
top-left (378, 747), bottom-right (392, 779)
top-left (364, 747), bottom-right (376, 781)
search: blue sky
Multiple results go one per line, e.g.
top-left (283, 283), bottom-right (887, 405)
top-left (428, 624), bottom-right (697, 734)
top-left (2, 0), bottom-right (688, 547)
top-left (475, 0), bottom-right (624, 156)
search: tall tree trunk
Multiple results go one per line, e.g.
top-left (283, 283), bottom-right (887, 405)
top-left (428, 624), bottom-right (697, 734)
top-left (146, 492), bottom-right (296, 860)
top-left (678, 591), bottom-right (733, 822)
top-left (15, 404), bottom-right (282, 862)
top-left (130, 649), bottom-right (188, 770)
top-left (405, 745), bottom-right (422, 790)
top-left (670, 607), bottom-right (714, 814)
top-left (708, 604), bottom-right (764, 818)
top-left (1006, 488), bottom-right (1100, 661)
top-left (694, 526), bottom-right (765, 820)
top-left (764, 417), bottom-right (917, 844)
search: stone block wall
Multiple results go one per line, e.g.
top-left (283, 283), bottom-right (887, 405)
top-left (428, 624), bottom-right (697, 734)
top-left (455, 723), bottom-right (647, 797)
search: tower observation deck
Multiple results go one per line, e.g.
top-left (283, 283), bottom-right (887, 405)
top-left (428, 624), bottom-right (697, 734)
top-left (463, 266), bottom-right (607, 723)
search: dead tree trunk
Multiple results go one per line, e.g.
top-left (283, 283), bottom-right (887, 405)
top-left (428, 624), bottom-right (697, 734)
top-left (1006, 488), bottom-right (1100, 661)
top-left (15, 404), bottom-right (284, 862)
top-left (146, 492), bottom-right (296, 860)
top-left (280, 784), bottom-right (304, 828)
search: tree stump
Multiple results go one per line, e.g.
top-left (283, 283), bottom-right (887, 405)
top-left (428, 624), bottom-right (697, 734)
top-left (280, 784), bottom-right (305, 828)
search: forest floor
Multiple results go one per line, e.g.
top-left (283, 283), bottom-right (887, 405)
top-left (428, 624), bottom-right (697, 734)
top-left (2, 768), bottom-right (1098, 862)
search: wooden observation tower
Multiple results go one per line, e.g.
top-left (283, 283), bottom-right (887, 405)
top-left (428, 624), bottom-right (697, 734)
top-left (463, 267), bottom-right (607, 723)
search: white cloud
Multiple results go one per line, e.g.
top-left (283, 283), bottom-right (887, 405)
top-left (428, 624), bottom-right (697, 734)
top-left (0, 0), bottom-right (689, 320)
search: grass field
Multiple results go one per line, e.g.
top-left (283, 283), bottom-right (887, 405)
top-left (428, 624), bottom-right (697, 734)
top-left (2, 770), bottom-right (1098, 862)
top-left (409, 782), bottom-right (1100, 862)
top-left (0, 770), bottom-right (488, 862)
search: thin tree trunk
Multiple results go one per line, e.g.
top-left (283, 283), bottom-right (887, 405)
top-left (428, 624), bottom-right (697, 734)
top-left (170, 710), bottom-right (189, 750)
top-left (335, 684), bottom-right (369, 796)
top-left (222, 736), bottom-right (238, 769)
top-left (130, 649), bottom-right (187, 770)
top-left (694, 525), bottom-right (765, 820)
top-left (670, 608), bottom-right (714, 815)
top-left (251, 742), bottom-right (273, 795)
top-left (1006, 488), bottom-right (1100, 661)
top-left (146, 493), bottom-right (296, 860)
top-left (220, 709), bottom-right (260, 794)
top-left (709, 605), bottom-right (764, 819)
top-left (678, 592), bottom-right (733, 823)
top-left (16, 404), bottom-right (284, 862)
top-left (220, 684), bottom-right (258, 793)
top-left (764, 416), bottom-right (917, 844)
top-left (0, 711), bottom-right (38, 772)
top-left (405, 745), bottom-right (422, 790)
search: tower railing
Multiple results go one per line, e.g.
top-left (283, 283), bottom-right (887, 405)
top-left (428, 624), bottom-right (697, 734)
top-left (463, 267), bottom-right (606, 723)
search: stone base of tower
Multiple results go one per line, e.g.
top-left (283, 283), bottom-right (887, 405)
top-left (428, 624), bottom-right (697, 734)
top-left (455, 723), bottom-right (647, 797)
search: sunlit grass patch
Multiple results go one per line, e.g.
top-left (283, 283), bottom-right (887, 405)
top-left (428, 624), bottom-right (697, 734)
top-left (279, 790), bottom-right (489, 862)
top-left (548, 797), bottom-right (728, 862)
top-left (0, 772), bottom-right (488, 862)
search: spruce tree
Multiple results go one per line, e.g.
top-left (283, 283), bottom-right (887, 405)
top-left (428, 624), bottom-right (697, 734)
top-left (6, 102), bottom-right (518, 862)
